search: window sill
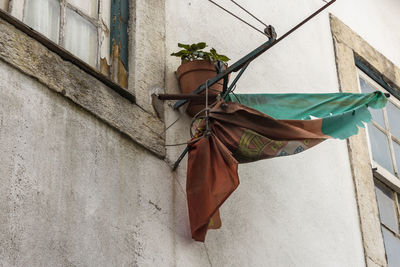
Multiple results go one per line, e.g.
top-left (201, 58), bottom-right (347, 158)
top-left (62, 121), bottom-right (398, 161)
top-left (373, 162), bottom-right (400, 193)
top-left (0, 9), bottom-right (165, 157)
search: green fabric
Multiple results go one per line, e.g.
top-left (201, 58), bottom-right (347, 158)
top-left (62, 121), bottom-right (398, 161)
top-left (226, 91), bottom-right (387, 139)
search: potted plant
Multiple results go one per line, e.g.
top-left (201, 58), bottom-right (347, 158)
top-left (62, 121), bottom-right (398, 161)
top-left (171, 42), bottom-right (230, 116)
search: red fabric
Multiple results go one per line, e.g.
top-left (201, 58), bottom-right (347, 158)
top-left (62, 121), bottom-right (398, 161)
top-left (186, 101), bottom-right (327, 242)
top-left (187, 135), bottom-right (238, 242)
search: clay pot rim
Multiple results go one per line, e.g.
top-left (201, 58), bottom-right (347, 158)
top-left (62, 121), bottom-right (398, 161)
top-left (177, 60), bottom-right (227, 80)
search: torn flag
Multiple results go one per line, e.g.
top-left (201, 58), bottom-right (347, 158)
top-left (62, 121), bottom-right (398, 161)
top-left (186, 91), bottom-right (387, 242)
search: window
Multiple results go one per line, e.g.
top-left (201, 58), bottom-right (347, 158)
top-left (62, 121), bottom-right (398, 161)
top-left (358, 69), bottom-right (400, 179)
top-left (6, 0), bottom-right (128, 85)
top-left (374, 180), bottom-right (400, 266)
top-left (21, 0), bottom-right (109, 68)
top-left (358, 69), bottom-right (400, 267)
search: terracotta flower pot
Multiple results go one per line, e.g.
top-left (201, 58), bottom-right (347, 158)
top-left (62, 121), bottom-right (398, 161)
top-left (177, 60), bottom-right (227, 117)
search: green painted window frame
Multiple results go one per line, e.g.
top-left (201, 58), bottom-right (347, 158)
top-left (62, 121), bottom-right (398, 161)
top-left (110, 0), bottom-right (129, 71)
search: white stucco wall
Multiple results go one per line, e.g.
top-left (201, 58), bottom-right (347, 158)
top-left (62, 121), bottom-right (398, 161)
top-left (164, 0), bottom-right (399, 266)
top-left (332, 0), bottom-right (400, 67)
top-left (0, 0), bottom-right (399, 266)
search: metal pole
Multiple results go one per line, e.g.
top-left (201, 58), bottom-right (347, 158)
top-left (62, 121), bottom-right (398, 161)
top-left (173, 146), bottom-right (190, 171)
top-left (157, 94), bottom-right (217, 101)
top-left (273, 0), bottom-right (336, 46)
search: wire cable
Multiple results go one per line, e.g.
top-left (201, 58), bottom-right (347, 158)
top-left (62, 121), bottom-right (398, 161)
top-left (208, 0), bottom-right (269, 37)
top-left (229, 0), bottom-right (268, 27)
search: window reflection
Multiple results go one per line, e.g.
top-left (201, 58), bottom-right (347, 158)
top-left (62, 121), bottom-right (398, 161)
top-left (368, 125), bottom-right (394, 174)
top-left (387, 102), bottom-right (400, 139)
top-left (65, 8), bottom-right (98, 66)
top-left (24, 0), bottom-right (60, 43)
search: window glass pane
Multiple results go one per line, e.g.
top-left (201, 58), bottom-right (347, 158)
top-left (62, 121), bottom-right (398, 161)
top-left (359, 77), bottom-right (386, 127)
top-left (387, 101), bottom-right (400, 139)
top-left (382, 227), bottom-right (400, 267)
top-left (65, 8), bottom-right (97, 67)
top-left (369, 125), bottom-right (394, 174)
top-left (68, 0), bottom-right (98, 18)
top-left (0, 0), bottom-right (8, 10)
top-left (359, 76), bottom-right (376, 93)
top-left (24, 0), bottom-right (60, 43)
top-left (375, 182), bottom-right (399, 233)
top-left (394, 141), bottom-right (400, 177)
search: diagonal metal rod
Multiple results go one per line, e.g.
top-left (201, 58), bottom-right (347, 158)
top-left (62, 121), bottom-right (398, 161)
top-left (173, 146), bottom-right (190, 171)
top-left (222, 61), bottom-right (250, 99)
top-left (273, 0), bottom-right (336, 46)
top-left (208, 0), bottom-right (269, 37)
top-left (230, 0), bottom-right (268, 27)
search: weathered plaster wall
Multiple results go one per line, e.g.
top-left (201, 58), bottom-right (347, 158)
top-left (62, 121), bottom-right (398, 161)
top-left (0, 59), bottom-right (213, 266)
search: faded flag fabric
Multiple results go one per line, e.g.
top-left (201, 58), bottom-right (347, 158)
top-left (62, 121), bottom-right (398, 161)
top-left (186, 91), bottom-right (387, 242)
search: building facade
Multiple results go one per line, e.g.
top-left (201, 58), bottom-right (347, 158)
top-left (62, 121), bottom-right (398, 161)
top-left (0, 0), bottom-right (399, 266)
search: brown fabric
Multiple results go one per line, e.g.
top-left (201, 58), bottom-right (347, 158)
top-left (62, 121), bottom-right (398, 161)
top-left (187, 134), bottom-right (239, 242)
top-left (186, 101), bottom-right (327, 241)
top-left (210, 101), bottom-right (330, 140)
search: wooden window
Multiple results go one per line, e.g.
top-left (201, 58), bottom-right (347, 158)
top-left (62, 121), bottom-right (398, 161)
top-left (6, 0), bottom-right (128, 86)
top-left (374, 180), bottom-right (400, 267)
top-left (358, 69), bottom-right (400, 179)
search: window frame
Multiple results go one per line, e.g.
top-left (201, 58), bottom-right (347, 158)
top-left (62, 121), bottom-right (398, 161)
top-left (357, 69), bottom-right (400, 192)
top-left (8, 0), bottom-right (115, 71)
top-left (374, 179), bottom-right (400, 235)
top-left (374, 178), bottom-right (400, 266)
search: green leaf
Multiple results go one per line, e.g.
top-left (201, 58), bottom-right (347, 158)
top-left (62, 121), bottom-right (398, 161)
top-left (190, 44), bottom-right (197, 50)
top-left (178, 43), bottom-right (190, 49)
top-left (197, 42), bottom-right (207, 49)
top-left (217, 55), bottom-right (230, 62)
top-left (172, 42), bottom-right (230, 63)
top-left (203, 52), bottom-right (212, 61)
top-left (170, 50), bottom-right (189, 57)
